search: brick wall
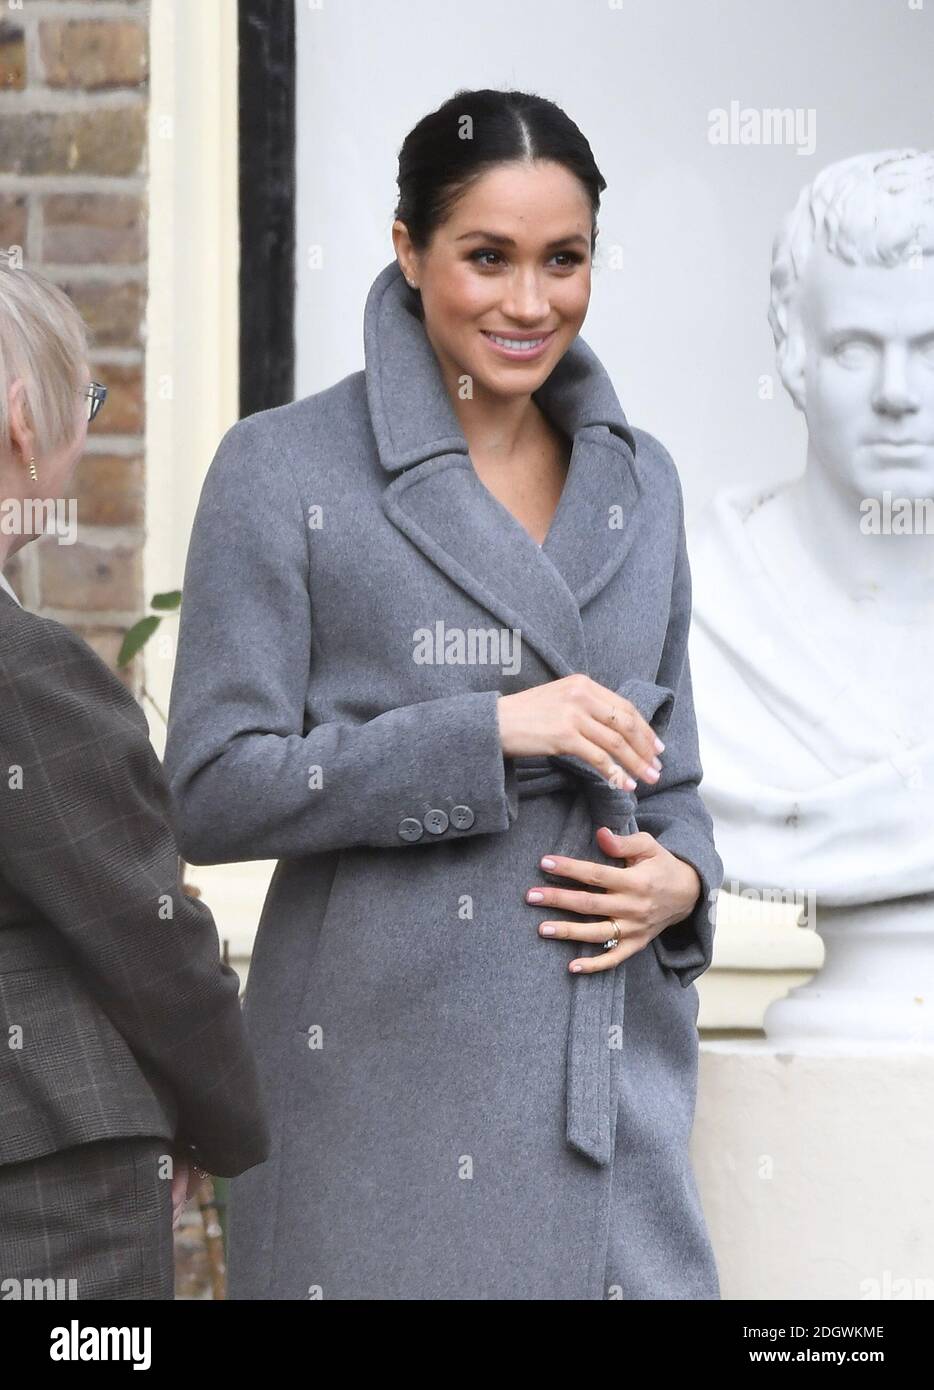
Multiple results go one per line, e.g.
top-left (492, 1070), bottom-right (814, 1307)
top-left (0, 0), bottom-right (149, 692)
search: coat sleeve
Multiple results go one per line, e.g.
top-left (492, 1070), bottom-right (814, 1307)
top-left (634, 464), bottom-right (723, 987)
top-left (0, 620), bottom-right (271, 1177)
top-left (163, 415), bottom-right (519, 865)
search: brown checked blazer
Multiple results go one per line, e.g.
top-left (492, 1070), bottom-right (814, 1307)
top-left (0, 584), bottom-right (270, 1178)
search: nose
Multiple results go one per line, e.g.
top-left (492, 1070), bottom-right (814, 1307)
top-left (872, 344), bottom-right (921, 417)
top-left (499, 267), bottom-right (550, 325)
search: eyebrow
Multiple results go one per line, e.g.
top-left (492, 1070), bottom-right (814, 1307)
top-left (454, 230), bottom-right (590, 250)
top-left (827, 326), bottom-right (934, 343)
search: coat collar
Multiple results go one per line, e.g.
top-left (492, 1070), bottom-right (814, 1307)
top-left (364, 257), bottom-right (646, 679)
top-left (0, 571), bottom-right (21, 607)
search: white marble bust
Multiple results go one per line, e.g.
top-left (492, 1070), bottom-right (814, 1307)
top-left (688, 150), bottom-right (934, 1039)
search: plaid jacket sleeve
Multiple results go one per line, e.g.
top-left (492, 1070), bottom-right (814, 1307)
top-left (0, 612), bottom-right (271, 1177)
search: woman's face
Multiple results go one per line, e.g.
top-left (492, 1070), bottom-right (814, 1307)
top-left (395, 160), bottom-right (593, 404)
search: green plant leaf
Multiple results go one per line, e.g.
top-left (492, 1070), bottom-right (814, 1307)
top-left (151, 590), bottom-right (182, 611)
top-left (118, 614), bottom-right (161, 667)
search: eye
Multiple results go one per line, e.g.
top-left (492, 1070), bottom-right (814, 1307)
top-left (469, 249), bottom-right (505, 268)
top-left (832, 339), bottom-right (875, 367)
top-left (468, 249), bottom-right (586, 270)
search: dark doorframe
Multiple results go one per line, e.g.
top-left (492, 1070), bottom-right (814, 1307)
top-left (238, 0), bottom-right (296, 418)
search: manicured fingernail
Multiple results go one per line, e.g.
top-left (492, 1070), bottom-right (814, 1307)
top-left (654, 737), bottom-right (665, 752)
top-left (624, 776), bottom-right (637, 791)
top-left (651, 756), bottom-right (662, 771)
top-left (570, 963), bottom-right (583, 973)
top-left (643, 766), bottom-right (660, 783)
top-left (540, 924), bottom-right (556, 936)
top-left (527, 890), bottom-right (544, 902)
top-left (540, 856), bottom-right (557, 870)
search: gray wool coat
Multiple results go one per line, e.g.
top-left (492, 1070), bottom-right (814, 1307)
top-left (163, 258), bottom-right (724, 1301)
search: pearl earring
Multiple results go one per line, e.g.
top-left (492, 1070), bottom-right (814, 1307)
top-left (28, 456), bottom-right (38, 483)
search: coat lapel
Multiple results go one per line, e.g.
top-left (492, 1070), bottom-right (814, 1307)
top-left (365, 259), bottom-right (645, 680)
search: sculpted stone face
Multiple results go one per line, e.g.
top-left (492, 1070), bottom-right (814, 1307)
top-left (788, 242), bottom-right (934, 503)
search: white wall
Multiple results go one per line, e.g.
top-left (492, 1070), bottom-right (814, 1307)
top-left (147, 0), bottom-right (240, 746)
top-left (148, 0), bottom-right (274, 972)
top-left (295, 0), bottom-right (932, 522)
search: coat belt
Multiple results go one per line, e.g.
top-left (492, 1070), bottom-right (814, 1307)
top-left (515, 755), bottom-right (639, 1168)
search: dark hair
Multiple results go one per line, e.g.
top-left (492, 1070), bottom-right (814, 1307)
top-left (393, 88), bottom-right (607, 255)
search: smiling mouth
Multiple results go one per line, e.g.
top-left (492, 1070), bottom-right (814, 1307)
top-left (480, 329), bottom-right (557, 356)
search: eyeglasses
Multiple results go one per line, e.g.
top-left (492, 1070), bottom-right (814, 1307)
top-left (82, 381), bottom-right (107, 423)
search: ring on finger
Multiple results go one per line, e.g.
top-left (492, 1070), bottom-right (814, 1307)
top-left (602, 918), bottom-right (623, 950)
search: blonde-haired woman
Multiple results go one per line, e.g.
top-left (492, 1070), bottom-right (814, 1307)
top-left (0, 256), bottom-right (269, 1300)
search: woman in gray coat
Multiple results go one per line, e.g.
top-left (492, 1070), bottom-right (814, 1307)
top-left (164, 89), bottom-right (723, 1301)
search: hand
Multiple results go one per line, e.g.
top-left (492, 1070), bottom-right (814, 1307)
top-left (170, 1150), bottom-right (205, 1230)
top-left (526, 826), bottom-right (702, 973)
top-left (497, 674), bottom-right (664, 789)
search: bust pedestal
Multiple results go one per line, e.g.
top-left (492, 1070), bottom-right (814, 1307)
top-left (695, 901), bottom-right (934, 1299)
top-left (694, 1036), bottom-right (934, 1299)
top-left (765, 896), bottom-right (934, 1044)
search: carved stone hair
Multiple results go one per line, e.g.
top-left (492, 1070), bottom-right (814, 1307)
top-left (768, 149), bottom-right (934, 408)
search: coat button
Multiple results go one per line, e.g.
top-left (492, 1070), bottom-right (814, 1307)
top-left (398, 817), bottom-right (423, 842)
top-left (423, 808), bottom-right (449, 835)
top-left (450, 805), bottom-right (475, 830)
